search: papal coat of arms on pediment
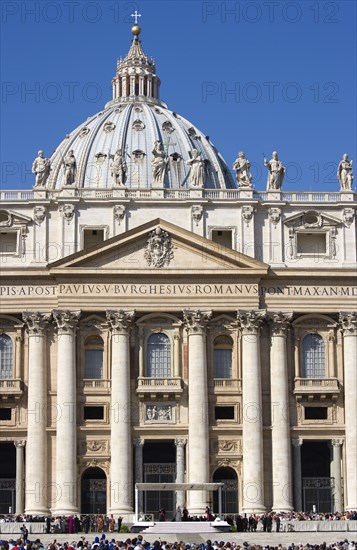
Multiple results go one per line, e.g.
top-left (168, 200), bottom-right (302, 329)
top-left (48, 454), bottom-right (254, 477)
top-left (144, 227), bottom-right (174, 268)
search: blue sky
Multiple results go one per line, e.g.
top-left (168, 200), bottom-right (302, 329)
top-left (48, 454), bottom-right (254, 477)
top-left (1, 0), bottom-right (356, 191)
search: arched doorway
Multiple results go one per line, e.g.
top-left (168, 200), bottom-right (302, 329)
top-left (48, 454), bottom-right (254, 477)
top-left (81, 467), bottom-right (107, 514)
top-left (213, 467), bottom-right (238, 515)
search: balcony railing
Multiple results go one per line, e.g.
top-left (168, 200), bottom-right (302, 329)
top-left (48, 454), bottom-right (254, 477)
top-left (81, 379), bottom-right (111, 392)
top-left (211, 378), bottom-right (242, 393)
top-left (0, 379), bottom-right (23, 400)
top-left (294, 377), bottom-right (340, 399)
top-left (1, 189), bottom-right (354, 203)
top-left (136, 377), bottom-right (183, 397)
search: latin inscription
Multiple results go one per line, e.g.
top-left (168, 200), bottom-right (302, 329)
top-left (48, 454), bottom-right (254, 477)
top-left (0, 284), bottom-right (356, 297)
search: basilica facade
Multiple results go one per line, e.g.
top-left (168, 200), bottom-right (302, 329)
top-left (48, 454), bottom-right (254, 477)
top-left (0, 23), bottom-right (356, 520)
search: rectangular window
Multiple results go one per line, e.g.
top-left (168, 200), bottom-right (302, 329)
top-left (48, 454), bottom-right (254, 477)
top-left (84, 406), bottom-right (104, 420)
top-left (211, 230), bottom-right (232, 249)
top-left (305, 407), bottom-right (328, 420)
top-left (0, 232), bottom-right (18, 254)
top-left (214, 349), bottom-right (232, 378)
top-left (215, 406), bottom-right (235, 420)
top-left (297, 233), bottom-right (326, 255)
top-left (0, 408), bottom-right (11, 421)
top-left (83, 229), bottom-right (104, 249)
top-left (85, 350), bottom-right (103, 379)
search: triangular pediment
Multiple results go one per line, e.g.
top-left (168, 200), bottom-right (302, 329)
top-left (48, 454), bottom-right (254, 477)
top-left (49, 218), bottom-right (268, 274)
top-left (0, 209), bottom-right (32, 227)
top-left (284, 210), bottom-right (340, 227)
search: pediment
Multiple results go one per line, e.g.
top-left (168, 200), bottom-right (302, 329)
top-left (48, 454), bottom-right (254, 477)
top-left (284, 210), bottom-right (340, 228)
top-left (0, 209), bottom-right (32, 227)
top-left (49, 218), bottom-right (268, 274)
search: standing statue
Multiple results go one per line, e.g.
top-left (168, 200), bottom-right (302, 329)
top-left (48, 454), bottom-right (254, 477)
top-left (232, 151), bottom-right (252, 188)
top-left (64, 149), bottom-right (77, 185)
top-left (111, 149), bottom-right (127, 186)
top-left (187, 148), bottom-right (205, 187)
top-left (264, 151), bottom-right (285, 190)
top-left (32, 150), bottom-right (51, 188)
top-left (151, 141), bottom-right (168, 185)
top-left (337, 154), bottom-right (353, 190)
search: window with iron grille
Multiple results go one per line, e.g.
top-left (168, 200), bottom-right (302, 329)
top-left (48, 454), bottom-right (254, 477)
top-left (214, 335), bottom-right (233, 378)
top-left (84, 336), bottom-right (103, 379)
top-left (302, 333), bottom-right (325, 378)
top-left (147, 333), bottom-right (171, 378)
top-left (0, 335), bottom-right (13, 379)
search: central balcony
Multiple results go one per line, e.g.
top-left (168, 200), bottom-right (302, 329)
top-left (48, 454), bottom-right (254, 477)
top-left (0, 379), bottom-right (24, 401)
top-left (136, 377), bottom-right (183, 400)
top-left (294, 377), bottom-right (340, 401)
top-left (211, 378), bottom-right (242, 394)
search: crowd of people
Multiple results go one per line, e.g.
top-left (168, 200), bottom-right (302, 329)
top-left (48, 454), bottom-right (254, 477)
top-left (0, 511), bottom-right (356, 535)
top-left (0, 534), bottom-right (356, 550)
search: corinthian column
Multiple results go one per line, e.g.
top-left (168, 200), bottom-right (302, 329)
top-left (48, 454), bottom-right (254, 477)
top-left (134, 438), bottom-right (144, 515)
top-left (292, 437), bottom-right (303, 511)
top-left (22, 312), bottom-right (51, 515)
top-left (183, 309), bottom-right (211, 514)
top-left (331, 439), bottom-right (343, 512)
top-left (107, 310), bottom-right (135, 515)
top-left (237, 310), bottom-right (266, 513)
top-left (339, 312), bottom-right (357, 510)
top-left (14, 440), bottom-right (26, 514)
top-left (52, 310), bottom-right (81, 514)
top-left (270, 312), bottom-right (293, 511)
top-left (175, 438), bottom-right (187, 508)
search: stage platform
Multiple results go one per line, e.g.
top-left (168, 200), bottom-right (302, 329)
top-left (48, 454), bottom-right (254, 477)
top-left (131, 520), bottom-right (231, 534)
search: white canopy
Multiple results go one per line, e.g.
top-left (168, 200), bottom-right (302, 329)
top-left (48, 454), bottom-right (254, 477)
top-left (135, 482), bottom-right (224, 491)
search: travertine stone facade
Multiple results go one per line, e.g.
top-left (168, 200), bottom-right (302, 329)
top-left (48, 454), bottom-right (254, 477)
top-left (0, 24), bottom-right (356, 519)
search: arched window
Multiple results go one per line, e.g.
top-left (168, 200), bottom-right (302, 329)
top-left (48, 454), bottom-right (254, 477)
top-left (214, 335), bottom-right (233, 378)
top-left (0, 334), bottom-right (13, 379)
top-left (84, 336), bottom-right (103, 379)
top-left (302, 333), bottom-right (325, 378)
top-left (147, 333), bottom-right (171, 378)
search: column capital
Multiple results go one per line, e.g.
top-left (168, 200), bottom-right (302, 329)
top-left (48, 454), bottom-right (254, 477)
top-left (53, 310), bottom-right (81, 334)
top-left (175, 438), bottom-right (187, 448)
top-left (22, 312), bottom-right (51, 335)
top-left (106, 310), bottom-right (135, 334)
top-left (133, 437), bottom-right (145, 448)
top-left (269, 312), bottom-right (293, 337)
top-left (292, 437), bottom-right (303, 447)
top-left (14, 440), bottom-right (26, 448)
top-left (237, 310), bottom-right (266, 334)
top-left (331, 438), bottom-right (344, 447)
top-left (339, 312), bottom-right (357, 335)
top-left (183, 309), bottom-right (212, 335)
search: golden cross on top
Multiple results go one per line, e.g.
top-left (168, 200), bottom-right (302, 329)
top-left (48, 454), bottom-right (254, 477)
top-left (131, 10), bottom-right (142, 25)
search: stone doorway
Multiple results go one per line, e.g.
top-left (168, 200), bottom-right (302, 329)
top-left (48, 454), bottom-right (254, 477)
top-left (301, 441), bottom-right (333, 512)
top-left (143, 441), bottom-right (176, 520)
top-left (212, 467), bottom-right (238, 515)
top-left (81, 467), bottom-right (107, 514)
top-left (0, 443), bottom-right (16, 513)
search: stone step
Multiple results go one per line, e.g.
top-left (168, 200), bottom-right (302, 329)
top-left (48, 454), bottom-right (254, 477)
top-left (135, 521), bottom-right (230, 534)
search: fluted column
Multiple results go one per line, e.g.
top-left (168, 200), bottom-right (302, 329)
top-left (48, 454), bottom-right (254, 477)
top-left (331, 439), bottom-right (343, 512)
top-left (175, 438), bottom-right (187, 508)
top-left (107, 310), bottom-right (135, 515)
top-left (14, 440), bottom-right (26, 514)
top-left (22, 312), bottom-right (51, 515)
top-left (183, 309), bottom-right (211, 514)
top-left (134, 438), bottom-right (144, 515)
top-left (52, 310), bottom-right (81, 514)
top-left (270, 312), bottom-right (294, 511)
top-left (292, 437), bottom-right (303, 512)
top-left (237, 310), bottom-right (266, 513)
top-left (339, 312), bottom-right (357, 510)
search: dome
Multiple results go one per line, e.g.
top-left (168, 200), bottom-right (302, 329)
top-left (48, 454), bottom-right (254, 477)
top-left (46, 28), bottom-right (235, 191)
